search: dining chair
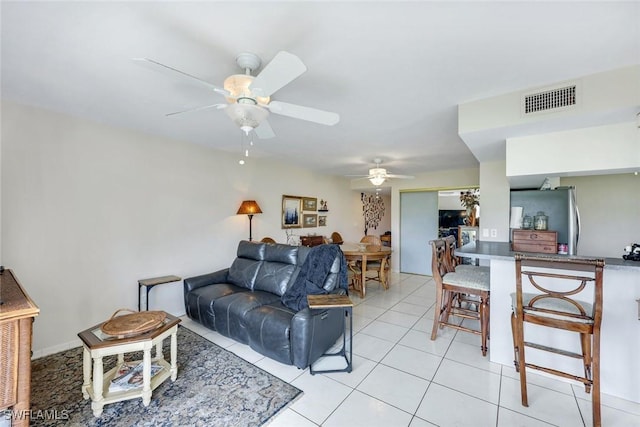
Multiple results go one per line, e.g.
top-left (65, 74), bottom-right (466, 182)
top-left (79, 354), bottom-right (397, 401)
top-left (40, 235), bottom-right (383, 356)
top-left (512, 254), bottom-right (604, 427)
top-left (347, 261), bottom-right (362, 294)
top-left (360, 235), bottom-right (382, 246)
top-left (358, 235), bottom-right (389, 290)
top-left (330, 232), bottom-right (344, 245)
top-left (260, 237), bottom-right (276, 244)
top-left (430, 238), bottom-right (490, 356)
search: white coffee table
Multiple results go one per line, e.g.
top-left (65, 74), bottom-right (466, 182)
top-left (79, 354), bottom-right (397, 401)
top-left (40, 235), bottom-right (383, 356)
top-left (77, 313), bottom-right (180, 416)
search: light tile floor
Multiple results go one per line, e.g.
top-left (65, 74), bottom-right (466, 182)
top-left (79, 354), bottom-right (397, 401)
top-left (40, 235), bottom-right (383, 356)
top-left (180, 272), bottom-right (640, 427)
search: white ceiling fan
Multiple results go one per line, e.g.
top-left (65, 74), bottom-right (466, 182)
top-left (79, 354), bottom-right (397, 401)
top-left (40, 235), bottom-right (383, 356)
top-left (135, 51), bottom-right (340, 139)
top-left (347, 158), bottom-right (415, 186)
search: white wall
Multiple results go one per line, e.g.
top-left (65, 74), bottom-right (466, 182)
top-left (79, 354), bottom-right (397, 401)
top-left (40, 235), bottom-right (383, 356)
top-left (479, 160), bottom-right (511, 242)
top-left (506, 121), bottom-right (640, 178)
top-left (0, 101), bottom-right (361, 355)
top-left (459, 65), bottom-right (639, 134)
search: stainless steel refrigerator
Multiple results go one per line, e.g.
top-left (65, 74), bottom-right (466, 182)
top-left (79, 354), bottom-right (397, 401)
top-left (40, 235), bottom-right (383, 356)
top-left (509, 186), bottom-right (580, 255)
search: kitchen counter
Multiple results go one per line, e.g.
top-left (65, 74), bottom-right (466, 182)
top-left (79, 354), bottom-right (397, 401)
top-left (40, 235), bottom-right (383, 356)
top-left (455, 241), bottom-right (640, 403)
top-left (455, 241), bottom-right (640, 270)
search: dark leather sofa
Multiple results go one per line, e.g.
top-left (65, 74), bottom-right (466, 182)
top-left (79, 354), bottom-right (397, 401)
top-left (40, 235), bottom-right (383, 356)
top-left (183, 240), bottom-right (347, 369)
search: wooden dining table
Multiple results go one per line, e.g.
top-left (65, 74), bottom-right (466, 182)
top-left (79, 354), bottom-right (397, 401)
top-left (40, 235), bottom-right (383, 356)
top-left (341, 243), bottom-right (392, 298)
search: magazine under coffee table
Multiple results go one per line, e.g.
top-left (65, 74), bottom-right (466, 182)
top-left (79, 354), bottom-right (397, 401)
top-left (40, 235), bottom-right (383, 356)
top-left (77, 312), bottom-right (181, 416)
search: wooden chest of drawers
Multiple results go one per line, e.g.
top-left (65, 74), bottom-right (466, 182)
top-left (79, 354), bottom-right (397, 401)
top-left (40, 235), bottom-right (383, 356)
top-left (512, 230), bottom-right (558, 254)
top-left (1, 269), bottom-right (39, 426)
top-left (300, 235), bottom-right (325, 247)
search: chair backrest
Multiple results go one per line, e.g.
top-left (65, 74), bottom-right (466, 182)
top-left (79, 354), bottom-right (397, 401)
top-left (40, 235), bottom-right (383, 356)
top-left (261, 237), bottom-right (276, 244)
top-left (443, 235), bottom-right (459, 272)
top-left (514, 254), bottom-right (604, 327)
top-left (429, 239), bottom-right (450, 285)
top-left (330, 232), bottom-right (344, 245)
top-left (360, 235), bottom-right (382, 247)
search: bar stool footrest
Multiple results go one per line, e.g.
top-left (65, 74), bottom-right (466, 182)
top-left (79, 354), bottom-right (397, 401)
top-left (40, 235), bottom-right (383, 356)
top-left (438, 321), bottom-right (481, 336)
top-left (524, 341), bottom-right (584, 359)
top-left (524, 362), bottom-right (592, 387)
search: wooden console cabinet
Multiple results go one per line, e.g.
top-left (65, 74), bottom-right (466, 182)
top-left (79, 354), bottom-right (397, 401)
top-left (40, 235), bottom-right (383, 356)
top-left (300, 236), bottom-right (325, 247)
top-left (0, 269), bottom-right (40, 427)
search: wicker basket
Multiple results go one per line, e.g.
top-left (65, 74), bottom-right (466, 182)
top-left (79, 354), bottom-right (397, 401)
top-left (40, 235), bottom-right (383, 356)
top-left (100, 309), bottom-right (166, 338)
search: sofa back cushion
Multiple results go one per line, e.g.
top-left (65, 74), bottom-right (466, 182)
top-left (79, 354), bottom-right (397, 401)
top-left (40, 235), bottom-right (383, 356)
top-left (228, 241), bottom-right (341, 295)
top-left (253, 244), bottom-right (299, 295)
top-left (228, 241), bottom-right (266, 290)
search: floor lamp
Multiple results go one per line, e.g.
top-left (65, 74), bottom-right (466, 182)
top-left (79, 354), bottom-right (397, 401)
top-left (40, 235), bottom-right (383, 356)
top-left (236, 200), bottom-right (262, 242)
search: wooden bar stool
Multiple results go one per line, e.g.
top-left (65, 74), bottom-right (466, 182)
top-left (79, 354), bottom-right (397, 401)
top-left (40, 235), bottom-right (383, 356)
top-left (430, 238), bottom-right (490, 356)
top-left (512, 254), bottom-right (604, 427)
top-left (444, 235), bottom-right (489, 274)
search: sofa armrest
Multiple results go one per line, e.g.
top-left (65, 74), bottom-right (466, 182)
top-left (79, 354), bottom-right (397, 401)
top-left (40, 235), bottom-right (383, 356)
top-left (183, 268), bottom-right (230, 294)
top-left (290, 305), bottom-right (345, 369)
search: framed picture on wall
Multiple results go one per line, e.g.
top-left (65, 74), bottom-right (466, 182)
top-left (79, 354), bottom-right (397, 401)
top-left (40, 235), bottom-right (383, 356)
top-left (282, 195), bottom-right (302, 228)
top-left (303, 213), bottom-right (318, 228)
top-left (302, 197), bottom-right (317, 211)
top-left (318, 216), bottom-right (327, 227)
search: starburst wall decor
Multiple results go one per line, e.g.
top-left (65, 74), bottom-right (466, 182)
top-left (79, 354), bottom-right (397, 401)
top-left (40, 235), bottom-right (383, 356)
top-left (361, 192), bottom-right (385, 235)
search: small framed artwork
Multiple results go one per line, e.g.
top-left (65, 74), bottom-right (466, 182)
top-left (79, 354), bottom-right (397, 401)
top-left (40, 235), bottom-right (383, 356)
top-left (282, 195), bottom-right (302, 228)
top-left (318, 216), bottom-right (327, 227)
top-left (302, 197), bottom-right (318, 211)
top-left (303, 213), bottom-right (318, 228)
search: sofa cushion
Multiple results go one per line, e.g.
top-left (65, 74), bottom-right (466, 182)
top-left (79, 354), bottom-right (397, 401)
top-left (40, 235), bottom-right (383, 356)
top-left (213, 291), bottom-right (282, 343)
top-left (253, 262), bottom-right (296, 296)
top-left (237, 240), bottom-right (266, 260)
top-left (243, 301), bottom-right (296, 365)
top-left (228, 258), bottom-right (262, 290)
top-left (184, 283), bottom-right (248, 330)
top-left (264, 243), bottom-right (299, 265)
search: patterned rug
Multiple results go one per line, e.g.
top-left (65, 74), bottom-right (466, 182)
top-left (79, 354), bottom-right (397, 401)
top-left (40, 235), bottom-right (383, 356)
top-left (29, 326), bottom-right (302, 426)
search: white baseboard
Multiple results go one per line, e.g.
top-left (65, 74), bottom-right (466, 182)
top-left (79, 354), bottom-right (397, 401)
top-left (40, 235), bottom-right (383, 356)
top-left (32, 338), bottom-right (82, 360)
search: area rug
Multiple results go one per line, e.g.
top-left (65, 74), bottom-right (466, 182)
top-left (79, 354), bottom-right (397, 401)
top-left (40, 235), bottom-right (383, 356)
top-left (29, 326), bottom-right (302, 426)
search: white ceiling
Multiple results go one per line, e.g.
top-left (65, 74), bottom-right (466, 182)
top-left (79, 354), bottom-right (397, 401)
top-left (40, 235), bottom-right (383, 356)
top-left (2, 1), bottom-right (638, 180)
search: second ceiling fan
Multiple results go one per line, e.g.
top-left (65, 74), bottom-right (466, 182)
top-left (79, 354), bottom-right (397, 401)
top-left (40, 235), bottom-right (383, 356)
top-left (348, 159), bottom-right (415, 186)
top-left (136, 51), bottom-right (340, 139)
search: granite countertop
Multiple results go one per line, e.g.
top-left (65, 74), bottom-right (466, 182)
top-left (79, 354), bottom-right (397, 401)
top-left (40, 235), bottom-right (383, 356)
top-left (455, 241), bottom-right (640, 271)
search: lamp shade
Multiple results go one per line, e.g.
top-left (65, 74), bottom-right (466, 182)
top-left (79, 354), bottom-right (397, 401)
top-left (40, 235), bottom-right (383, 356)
top-left (237, 200), bottom-right (263, 215)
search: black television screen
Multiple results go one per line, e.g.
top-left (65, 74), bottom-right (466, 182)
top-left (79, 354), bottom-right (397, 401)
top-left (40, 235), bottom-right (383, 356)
top-left (439, 210), bottom-right (464, 228)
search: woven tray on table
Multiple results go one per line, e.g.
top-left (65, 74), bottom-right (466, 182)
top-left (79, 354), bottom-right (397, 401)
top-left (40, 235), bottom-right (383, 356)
top-left (100, 309), bottom-right (166, 338)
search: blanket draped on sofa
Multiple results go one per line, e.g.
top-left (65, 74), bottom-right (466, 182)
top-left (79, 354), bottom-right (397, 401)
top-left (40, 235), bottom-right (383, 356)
top-left (281, 244), bottom-right (348, 310)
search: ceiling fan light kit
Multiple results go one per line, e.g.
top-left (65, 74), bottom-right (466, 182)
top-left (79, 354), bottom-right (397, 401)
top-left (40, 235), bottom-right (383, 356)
top-left (225, 103), bottom-right (269, 135)
top-left (138, 50), bottom-right (339, 141)
top-left (369, 174), bottom-right (386, 186)
top-left (348, 158), bottom-right (415, 186)
top-left (223, 74), bottom-right (270, 106)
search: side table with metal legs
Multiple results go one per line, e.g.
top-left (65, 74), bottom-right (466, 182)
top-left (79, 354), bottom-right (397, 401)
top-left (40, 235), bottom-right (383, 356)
top-left (137, 275), bottom-right (181, 311)
top-left (307, 294), bottom-right (353, 375)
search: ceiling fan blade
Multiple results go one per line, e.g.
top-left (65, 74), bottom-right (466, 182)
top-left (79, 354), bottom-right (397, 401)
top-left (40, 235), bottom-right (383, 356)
top-left (267, 101), bottom-right (340, 126)
top-left (254, 120), bottom-right (275, 139)
top-left (249, 51), bottom-right (307, 97)
top-left (134, 58), bottom-right (230, 97)
top-left (166, 103), bottom-right (227, 117)
top-left (386, 174), bottom-right (415, 179)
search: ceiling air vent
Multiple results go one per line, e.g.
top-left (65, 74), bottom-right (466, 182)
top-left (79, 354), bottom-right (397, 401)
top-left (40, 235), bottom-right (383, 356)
top-left (523, 84), bottom-right (577, 115)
